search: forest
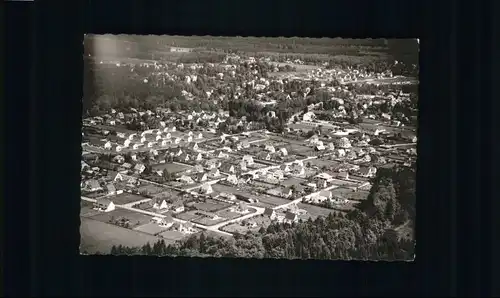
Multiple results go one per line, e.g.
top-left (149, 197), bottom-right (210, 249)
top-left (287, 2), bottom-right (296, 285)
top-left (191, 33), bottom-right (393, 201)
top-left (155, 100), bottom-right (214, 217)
top-left (105, 165), bottom-right (416, 260)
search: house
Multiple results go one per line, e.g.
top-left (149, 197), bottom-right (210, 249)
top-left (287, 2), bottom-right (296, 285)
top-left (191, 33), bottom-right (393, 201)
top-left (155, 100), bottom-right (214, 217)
top-left (220, 163), bottom-right (235, 174)
top-left (279, 148), bottom-right (288, 156)
top-left (337, 149), bottom-right (346, 157)
top-left (240, 161), bottom-right (248, 171)
top-left (178, 175), bottom-right (195, 185)
top-left (314, 144), bottom-right (326, 151)
top-left (196, 133), bottom-right (203, 139)
top-left (93, 198), bottom-right (115, 212)
top-left (209, 168), bottom-right (221, 178)
top-left (185, 135), bottom-right (193, 143)
top-left (280, 164), bottom-right (291, 172)
top-left (282, 187), bottom-right (293, 198)
top-left (85, 179), bottom-right (102, 192)
top-left (159, 214), bottom-right (175, 228)
top-left (112, 155), bottom-right (125, 164)
top-left (302, 111), bottom-right (316, 121)
top-left (114, 173), bottom-right (124, 182)
top-left (242, 155), bottom-right (254, 166)
top-left (195, 153), bottom-right (203, 161)
top-left (205, 159), bottom-right (221, 169)
top-left (337, 171), bottom-right (349, 180)
top-left (200, 183), bottom-right (213, 194)
top-left (284, 211), bottom-right (298, 223)
top-left (195, 172), bottom-right (208, 182)
top-left (263, 208), bottom-right (277, 220)
top-left (188, 142), bottom-right (199, 151)
top-left (174, 138), bottom-right (182, 145)
top-left (240, 140), bottom-right (250, 148)
top-left (106, 183), bottom-right (117, 195)
top-left (81, 161), bottom-right (90, 171)
top-left (359, 166), bottom-right (377, 178)
top-left (134, 163), bottom-right (146, 174)
top-left (175, 148), bottom-right (183, 156)
top-left (264, 144), bottom-right (276, 152)
top-left (227, 174), bottom-right (238, 185)
top-left (215, 150), bottom-right (229, 159)
top-left (178, 221), bottom-right (196, 233)
top-left (236, 202), bottom-right (248, 213)
top-left (171, 201), bottom-right (185, 213)
top-left (194, 164), bottom-right (204, 173)
top-left (177, 153), bottom-right (190, 162)
top-left (153, 199), bottom-right (169, 210)
top-left (257, 151), bottom-right (272, 161)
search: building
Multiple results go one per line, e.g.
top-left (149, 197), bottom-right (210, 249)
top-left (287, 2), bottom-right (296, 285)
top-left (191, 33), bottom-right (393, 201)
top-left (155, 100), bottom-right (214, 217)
top-left (195, 172), bottom-right (208, 182)
top-left (200, 183), bottom-right (213, 194)
top-left (106, 183), bottom-right (117, 195)
top-left (284, 211), bottom-right (298, 224)
top-left (159, 214), bottom-right (175, 228)
top-left (359, 166), bottom-right (377, 178)
top-left (242, 155), bottom-right (254, 166)
top-left (171, 201), bottom-right (185, 213)
top-left (85, 179), bottom-right (102, 192)
top-left (94, 198), bottom-right (115, 212)
top-left (153, 199), bottom-right (169, 210)
top-left (226, 174), bottom-right (238, 185)
top-left (263, 208), bottom-right (277, 220)
top-left (337, 171), bottom-right (349, 180)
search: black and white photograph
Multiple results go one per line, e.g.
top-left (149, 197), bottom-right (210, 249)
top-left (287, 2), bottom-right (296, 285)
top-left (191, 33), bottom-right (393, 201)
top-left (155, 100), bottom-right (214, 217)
top-left (80, 35), bottom-right (418, 260)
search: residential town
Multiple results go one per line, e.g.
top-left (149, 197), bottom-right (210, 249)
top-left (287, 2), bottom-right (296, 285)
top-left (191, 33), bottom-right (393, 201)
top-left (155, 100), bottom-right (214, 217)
top-left (81, 35), bottom-right (418, 258)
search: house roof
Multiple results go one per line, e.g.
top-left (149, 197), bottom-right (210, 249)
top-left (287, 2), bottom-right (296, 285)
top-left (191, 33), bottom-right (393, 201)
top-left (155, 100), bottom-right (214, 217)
top-left (263, 208), bottom-right (275, 215)
top-left (87, 179), bottom-right (100, 189)
top-left (172, 201), bottom-right (183, 208)
top-left (106, 184), bottom-right (116, 192)
top-left (285, 211), bottom-right (297, 220)
top-left (162, 215), bottom-right (174, 223)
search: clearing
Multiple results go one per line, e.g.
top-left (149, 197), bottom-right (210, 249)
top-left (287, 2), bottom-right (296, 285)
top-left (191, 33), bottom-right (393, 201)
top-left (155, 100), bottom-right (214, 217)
top-left (110, 193), bottom-right (149, 205)
top-left (87, 208), bottom-right (153, 228)
top-left (192, 199), bottom-right (231, 212)
top-left (133, 222), bottom-right (168, 236)
top-left (80, 217), bottom-right (163, 254)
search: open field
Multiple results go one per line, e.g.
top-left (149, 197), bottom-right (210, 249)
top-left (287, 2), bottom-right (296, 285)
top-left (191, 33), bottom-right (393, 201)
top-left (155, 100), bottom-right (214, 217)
top-left (297, 203), bottom-right (339, 219)
top-left (287, 144), bottom-right (315, 155)
top-left (192, 200), bottom-right (231, 212)
top-left (216, 209), bottom-right (245, 220)
top-left (133, 222), bottom-right (168, 235)
top-left (176, 210), bottom-right (203, 221)
top-left (151, 162), bottom-right (191, 173)
top-left (88, 208), bottom-right (153, 228)
top-left (329, 178), bottom-right (360, 187)
top-left (192, 216), bottom-right (225, 226)
top-left (280, 177), bottom-right (306, 187)
top-left (80, 200), bottom-right (100, 217)
top-left (158, 230), bottom-right (187, 241)
top-left (111, 193), bottom-right (149, 205)
top-left (306, 159), bottom-right (341, 169)
top-left (256, 194), bottom-right (291, 207)
top-left (80, 217), bottom-right (163, 254)
top-left (330, 187), bottom-right (370, 202)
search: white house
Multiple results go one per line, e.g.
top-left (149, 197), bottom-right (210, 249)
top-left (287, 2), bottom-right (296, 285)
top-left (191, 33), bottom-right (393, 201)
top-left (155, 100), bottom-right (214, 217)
top-left (179, 175), bottom-right (195, 185)
top-left (242, 155), bottom-right (254, 166)
top-left (159, 215), bottom-right (175, 228)
top-left (227, 174), bottom-right (238, 185)
top-left (279, 148), bottom-right (288, 156)
top-left (153, 199), bottom-right (169, 210)
top-left (94, 198), bottom-right (115, 212)
top-left (200, 183), bottom-right (213, 194)
top-left (104, 141), bottom-right (112, 150)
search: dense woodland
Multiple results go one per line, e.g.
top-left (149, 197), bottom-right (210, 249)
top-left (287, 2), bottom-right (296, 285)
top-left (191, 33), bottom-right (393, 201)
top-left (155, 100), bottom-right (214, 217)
top-left (104, 165), bottom-right (416, 260)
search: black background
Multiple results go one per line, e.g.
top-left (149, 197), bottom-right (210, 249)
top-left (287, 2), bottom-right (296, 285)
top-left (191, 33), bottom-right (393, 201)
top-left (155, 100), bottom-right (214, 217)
top-left (4, 0), bottom-right (497, 296)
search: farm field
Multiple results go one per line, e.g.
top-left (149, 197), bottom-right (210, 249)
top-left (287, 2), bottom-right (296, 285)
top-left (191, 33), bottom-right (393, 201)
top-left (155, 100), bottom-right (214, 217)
top-left (80, 217), bottom-right (162, 254)
top-left (133, 222), bottom-right (168, 235)
top-left (111, 193), bottom-right (149, 205)
top-left (306, 158), bottom-right (341, 169)
top-left (137, 184), bottom-right (168, 195)
top-left (280, 177), bottom-right (306, 188)
top-left (88, 208), bottom-right (153, 228)
top-left (287, 144), bottom-right (315, 155)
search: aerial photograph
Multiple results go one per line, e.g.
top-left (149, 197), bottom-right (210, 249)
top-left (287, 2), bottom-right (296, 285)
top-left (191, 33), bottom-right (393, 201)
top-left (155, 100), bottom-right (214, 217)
top-left (81, 35), bottom-right (418, 260)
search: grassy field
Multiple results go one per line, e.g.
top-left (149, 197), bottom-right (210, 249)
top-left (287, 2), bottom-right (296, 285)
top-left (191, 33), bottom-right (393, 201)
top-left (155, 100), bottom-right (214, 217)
top-left (297, 203), bottom-right (339, 219)
top-left (330, 187), bottom-right (370, 202)
top-left (306, 159), bottom-right (341, 169)
top-left (133, 222), bottom-right (168, 235)
top-left (80, 200), bottom-right (100, 217)
top-left (111, 193), bottom-right (149, 205)
top-left (158, 230), bottom-right (187, 241)
top-left (256, 194), bottom-right (291, 207)
top-left (80, 217), bottom-right (163, 254)
top-left (192, 216), bottom-right (225, 226)
top-left (216, 209), bottom-right (245, 220)
top-left (280, 177), bottom-right (306, 188)
top-left (88, 208), bottom-right (153, 228)
top-left (176, 210), bottom-right (203, 221)
top-left (192, 199), bottom-right (231, 212)
top-left (151, 162), bottom-right (191, 173)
